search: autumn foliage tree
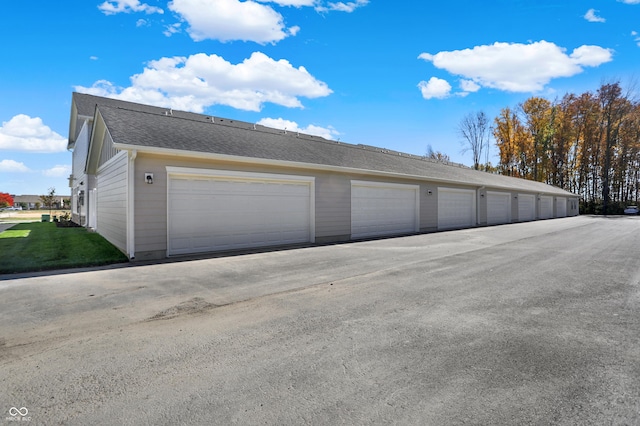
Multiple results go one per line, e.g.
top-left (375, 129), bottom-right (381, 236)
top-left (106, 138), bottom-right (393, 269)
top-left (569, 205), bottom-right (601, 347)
top-left (494, 107), bottom-right (526, 177)
top-left (0, 192), bottom-right (13, 208)
top-left (492, 81), bottom-right (640, 214)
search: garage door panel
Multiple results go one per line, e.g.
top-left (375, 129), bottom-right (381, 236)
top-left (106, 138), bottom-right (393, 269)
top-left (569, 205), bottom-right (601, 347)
top-left (518, 194), bottom-right (536, 222)
top-left (438, 188), bottom-right (476, 230)
top-left (487, 191), bottom-right (511, 225)
top-left (168, 172), bottom-right (313, 255)
top-left (556, 197), bottom-right (567, 217)
top-left (170, 236), bottom-right (192, 252)
top-left (539, 196), bottom-right (553, 219)
top-left (351, 182), bottom-right (419, 239)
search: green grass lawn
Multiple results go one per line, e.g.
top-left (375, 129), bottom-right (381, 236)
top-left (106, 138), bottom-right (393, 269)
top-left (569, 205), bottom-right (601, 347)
top-left (0, 222), bottom-right (129, 274)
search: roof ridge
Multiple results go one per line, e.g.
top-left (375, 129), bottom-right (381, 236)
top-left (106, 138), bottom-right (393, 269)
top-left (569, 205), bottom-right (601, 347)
top-left (96, 101), bottom-right (575, 196)
top-left (97, 102), bottom-right (471, 170)
top-left (79, 92), bottom-right (473, 171)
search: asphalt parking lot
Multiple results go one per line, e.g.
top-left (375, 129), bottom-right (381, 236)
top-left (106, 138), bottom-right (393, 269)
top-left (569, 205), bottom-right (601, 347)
top-left (1, 215), bottom-right (639, 425)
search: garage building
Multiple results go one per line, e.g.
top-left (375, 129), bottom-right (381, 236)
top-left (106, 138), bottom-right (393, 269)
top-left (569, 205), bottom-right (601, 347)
top-left (68, 93), bottom-right (579, 260)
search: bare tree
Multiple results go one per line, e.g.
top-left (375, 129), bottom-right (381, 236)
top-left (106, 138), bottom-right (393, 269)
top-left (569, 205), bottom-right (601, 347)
top-left (459, 111), bottom-right (490, 170)
top-left (425, 144), bottom-right (451, 163)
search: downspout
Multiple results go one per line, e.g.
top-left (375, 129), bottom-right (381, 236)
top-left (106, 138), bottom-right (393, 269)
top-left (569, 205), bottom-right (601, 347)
top-left (127, 150), bottom-right (137, 259)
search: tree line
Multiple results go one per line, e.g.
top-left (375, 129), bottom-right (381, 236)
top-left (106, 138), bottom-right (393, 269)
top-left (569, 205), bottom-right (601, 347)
top-left (460, 81), bottom-right (639, 214)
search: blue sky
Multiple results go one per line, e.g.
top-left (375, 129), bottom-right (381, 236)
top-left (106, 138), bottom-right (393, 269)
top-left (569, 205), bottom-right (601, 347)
top-left (1, 0), bottom-right (639, 196)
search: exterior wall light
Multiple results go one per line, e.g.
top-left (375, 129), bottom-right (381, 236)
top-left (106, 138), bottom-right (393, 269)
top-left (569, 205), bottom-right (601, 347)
top-left (145, 173), bottom-right (154, 184)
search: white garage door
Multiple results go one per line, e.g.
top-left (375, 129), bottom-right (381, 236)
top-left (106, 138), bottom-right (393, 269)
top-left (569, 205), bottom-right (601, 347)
top-left (539, 195), bottom-right (553, 219)
top-left (556, 197), bottom-right (567, 217)
top-left (438, 187), bottom-right (476, 230)
top-left (167, 168), bottom-right (314, 256)
top-left (518, 194), bottom-right (536, 222)
top-left (487, 191), bottom-right (511, 225)
top-left (351, 181), bottom-right (419, 239)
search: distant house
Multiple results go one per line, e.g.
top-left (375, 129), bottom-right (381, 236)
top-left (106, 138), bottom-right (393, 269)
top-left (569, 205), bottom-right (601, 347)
top-left (68, 92), bottom-right (579, 261)
top-left (12, 195), bottom-right (69, 210)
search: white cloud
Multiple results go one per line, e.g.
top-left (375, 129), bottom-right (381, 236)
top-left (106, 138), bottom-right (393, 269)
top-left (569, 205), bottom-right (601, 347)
top-left (417, 77), bottom-right (452, 100)
top-left (288, 25), bottom-right (301, 36)
top-left (460, 79), bottom-right (480, 93)
top-left (257, 117), bottom-right (339, 139)
top-left (75, 51), bottom-right (332, 112)
top-left (569, 45), bottom-right (613, 66)
top-left (98, 0), bottom-right (164, 15)
top-left (0, 115), bottom-right (67, 153)
top-left (584, 9), bottom-right (605, 23)
top-left (99, 0), bottom-right (367, 43)
top-left (317, 0), bottom-right (369, 12)
top-left (633, 31), bottom-right (640, 47)
top-left (168, 0), bottom-right (292, 43)
top-left (259, 0), bottom-right (316, 6)
top-left (0, 159), bottom-right (29, 173)
top-left (163, 22), bottom-right (182, 36)
top-left (42, 165), bottom-right (72, 178)
top-left (618, 0), bottom-right (640, 4)
top-left (418, 41), bottom-right (613, 93)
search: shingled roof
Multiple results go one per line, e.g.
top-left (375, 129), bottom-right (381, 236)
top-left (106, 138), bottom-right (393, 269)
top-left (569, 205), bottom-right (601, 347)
top-left (73, 92), bottom-right (575, 196)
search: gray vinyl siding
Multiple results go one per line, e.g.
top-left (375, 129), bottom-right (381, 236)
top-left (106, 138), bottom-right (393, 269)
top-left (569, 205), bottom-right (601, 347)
top-left (98, 131), bottom-right (119, 168)
top-left (96, 151), bottom-right (128, 252)
top-left (71, 122), bottom-right (91, 223)
top-left (477, 188), bottom-right (487, 226)
top-left (511, 192), bottom-right (519, 222)
top-left (132, 154), bottom-right (443, 257)
top-left (419, 183), bottom-right (438, 231)
top-left (128, 152), bottom-right (582, 259)
top-left (72, 122), bottom-right (90, 178)
top-left (134, 155), bottom-right (169, 256)
top-left (315, 173), bottom-right (350, 241)
top-left (133, 154), bottom-right (355, 255)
